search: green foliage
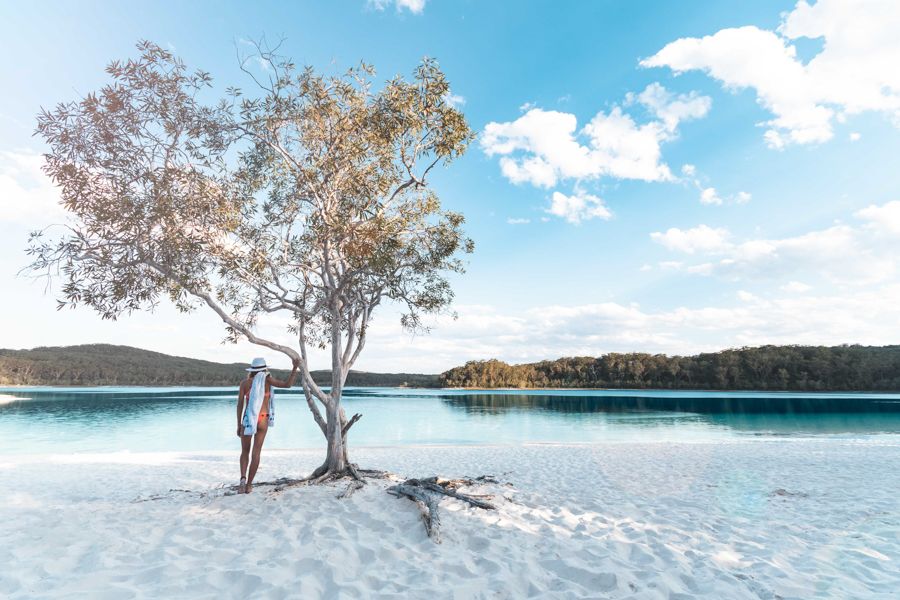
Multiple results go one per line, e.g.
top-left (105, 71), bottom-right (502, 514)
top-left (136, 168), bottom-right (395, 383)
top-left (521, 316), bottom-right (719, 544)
top-left (0, 344), bottom-right (439, 387)
top-left (439, 345), bottom-right (900, 391)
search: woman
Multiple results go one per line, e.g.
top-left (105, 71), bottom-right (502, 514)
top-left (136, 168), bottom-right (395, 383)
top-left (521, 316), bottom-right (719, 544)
top-left (237, 356), bottom-right (299, 493)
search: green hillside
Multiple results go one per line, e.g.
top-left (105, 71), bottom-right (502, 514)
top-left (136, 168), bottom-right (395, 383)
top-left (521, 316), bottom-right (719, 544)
top-left (0, 344), bottom-right (439, 387)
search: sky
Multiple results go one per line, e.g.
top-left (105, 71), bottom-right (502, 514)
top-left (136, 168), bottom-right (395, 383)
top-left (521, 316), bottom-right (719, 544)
top-left (3, 0), bottom-right (900, 373)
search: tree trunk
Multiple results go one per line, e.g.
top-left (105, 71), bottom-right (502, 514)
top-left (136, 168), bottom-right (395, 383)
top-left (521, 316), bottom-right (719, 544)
top-left (323, 302), bottom-right (348, 474)
top-left (324, 399), bottom-right (346, 473)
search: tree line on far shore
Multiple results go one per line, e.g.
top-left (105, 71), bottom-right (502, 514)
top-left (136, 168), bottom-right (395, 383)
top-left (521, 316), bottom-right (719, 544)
top-left (438, 345), bottom-right (900, 391)
top-left (6, 343), bottom-right (900, 391)
top-left (0, 344), bottom-right (438, 388)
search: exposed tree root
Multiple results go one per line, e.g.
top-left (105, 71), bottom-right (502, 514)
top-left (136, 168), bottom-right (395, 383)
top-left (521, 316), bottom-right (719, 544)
top-left (265, 462), bottom-right (390, 492)
top-left (337, 479), bottom-right (365, 499)
top-left (387, 482), bottom-right (443, 541)
top-left (386, 475), bottom-right (499, 543)
top-left (132, 488), bottom-right (211, 503)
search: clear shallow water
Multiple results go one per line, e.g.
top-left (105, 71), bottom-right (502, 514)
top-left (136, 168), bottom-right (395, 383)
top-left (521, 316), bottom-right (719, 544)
top-left (1, 387), bottom-right (899, 454)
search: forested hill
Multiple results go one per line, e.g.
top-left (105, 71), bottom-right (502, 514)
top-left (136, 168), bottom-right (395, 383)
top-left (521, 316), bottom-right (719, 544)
top-left (439, 345), bottom-right (900, 391)
top-left (8, 344), bottom-right (900, 391)
top-left (0, 344), bottom-right (439, 387)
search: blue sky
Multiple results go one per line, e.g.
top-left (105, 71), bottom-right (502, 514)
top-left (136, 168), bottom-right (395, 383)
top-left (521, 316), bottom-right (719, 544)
top-left (3, 0), bottom-right (900, 372)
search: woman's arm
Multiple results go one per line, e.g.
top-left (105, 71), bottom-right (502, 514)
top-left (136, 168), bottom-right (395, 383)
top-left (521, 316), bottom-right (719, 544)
top-left (268, 359), bottom-right (300, 389)
top-left (236, 380), bottom-right (247, 436)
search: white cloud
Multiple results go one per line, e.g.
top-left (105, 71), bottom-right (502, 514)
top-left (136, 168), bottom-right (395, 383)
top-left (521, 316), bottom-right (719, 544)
top-left (849, 132), bottom-right (861, 141)
top-left (443, 92), bottom-right (465, 108)
top-left (697, 187), bottom-right (750, 206)
top-left (650, 224), bottom-right (730, 254)
top-left (0, 150), bottom-right (65, 224)
top-left (369, 0), bottom-right (425, 13)
top-left (642, 1), bottom-right (900, 148)
top-left (547, 191), bottom-right (612, 224)
top-left (653, 201), bottom-right (900, 284)
top-left (506, 217), bottom-right (531, 225)
top-left (782, 281), bottom-right (812, 293)
top-left (629, 82), bottom-right (712, 133)
top-left (581, 106), bottom-right (677, 181)
top-left (700, 187), bottom-right (723, 205)
top-left (856, 200), bottom-right (900, 235)
top-left (481, 83), bottom-right (710, 188)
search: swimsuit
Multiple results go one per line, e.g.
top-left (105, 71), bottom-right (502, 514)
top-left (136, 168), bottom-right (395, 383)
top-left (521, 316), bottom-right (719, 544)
top-left (257, 392), bottom-right (270, 423)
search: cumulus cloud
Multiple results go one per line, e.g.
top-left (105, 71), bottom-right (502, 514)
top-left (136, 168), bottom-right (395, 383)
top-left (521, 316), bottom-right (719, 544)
top-left (628, 82), bottom-right (712, 132)
top-left (642, 0), bottom-right (900, 148)
top-left (506, 217), bottom-right (530, 225)
top-left (481, 83), bottom-right (711, 188)
top-left (856, 200), bottom-right (900, 235)
top-left (650, 224), bottom-right (730, 254)
top-left (700, 188), bottom-right (723, 206)
top-left (369, 0), bottom-right (426, 13)
top-left (652, 201), bottom-right (900, 284)
top-left (547, 191), bottom-right (611, 224)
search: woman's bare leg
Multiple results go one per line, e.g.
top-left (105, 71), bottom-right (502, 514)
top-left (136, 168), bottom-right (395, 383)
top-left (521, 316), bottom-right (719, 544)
top-left (246, 424), bottom-right (268, 493)
top-left (240, 433), bottom-right (252, 485)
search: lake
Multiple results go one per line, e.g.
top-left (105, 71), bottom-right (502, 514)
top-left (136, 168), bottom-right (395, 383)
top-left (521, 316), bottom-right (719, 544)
top-left (2, 387), bottom-right (900, 455)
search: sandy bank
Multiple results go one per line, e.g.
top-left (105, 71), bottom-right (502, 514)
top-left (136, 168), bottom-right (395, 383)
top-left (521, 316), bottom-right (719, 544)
top-left (2, 441), bottom-right (898, 599)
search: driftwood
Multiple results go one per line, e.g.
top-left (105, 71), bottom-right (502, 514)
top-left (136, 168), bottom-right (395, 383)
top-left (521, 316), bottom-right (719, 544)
top-left (386, 476), bottom-right (499, 542)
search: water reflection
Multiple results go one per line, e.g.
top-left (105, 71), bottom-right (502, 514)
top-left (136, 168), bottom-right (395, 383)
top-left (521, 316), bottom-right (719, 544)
top-left (0, 388), bottom-right (236, 426)
top-left (435, 391), bottom-right (900, 435)
top-left (435, 391), bottom-right (900, 415)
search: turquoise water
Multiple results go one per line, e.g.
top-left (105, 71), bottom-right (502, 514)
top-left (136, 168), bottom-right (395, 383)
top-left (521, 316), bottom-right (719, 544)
top-left (1, 386), bottom-right (899, 454)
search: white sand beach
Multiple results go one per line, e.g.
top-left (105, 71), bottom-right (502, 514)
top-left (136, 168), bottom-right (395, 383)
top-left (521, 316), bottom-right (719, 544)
top-left (2, 440), bottom-right (898, 599)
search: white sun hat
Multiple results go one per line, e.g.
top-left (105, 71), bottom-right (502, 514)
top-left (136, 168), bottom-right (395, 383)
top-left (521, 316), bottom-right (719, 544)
top-left (245, 357), bottom-right (268, 372)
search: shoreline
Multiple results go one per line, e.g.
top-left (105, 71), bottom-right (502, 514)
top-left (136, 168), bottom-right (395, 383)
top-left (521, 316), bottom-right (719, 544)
top-left (7, 432), bottom-right (900, 460)
top-left (6, 435), bottom-right (900, 464)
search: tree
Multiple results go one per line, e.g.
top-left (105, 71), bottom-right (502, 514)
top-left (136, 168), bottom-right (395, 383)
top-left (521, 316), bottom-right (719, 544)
top-left (28, 41), bottom-right (473, 479)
